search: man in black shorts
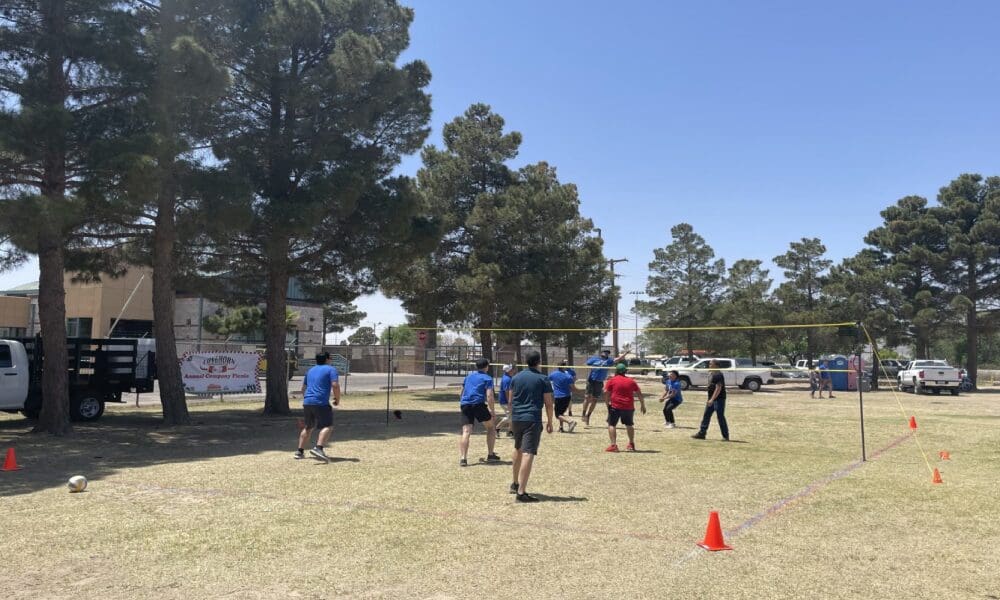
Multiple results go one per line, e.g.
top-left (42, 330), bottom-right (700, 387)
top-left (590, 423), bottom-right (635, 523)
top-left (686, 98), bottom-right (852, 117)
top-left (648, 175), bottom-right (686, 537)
top-left (509, 351), bottom-right (554, 502)
top-left (458, 358), bottom-right (498, 467)
top-left (295, 352), bottom-right (341, 462)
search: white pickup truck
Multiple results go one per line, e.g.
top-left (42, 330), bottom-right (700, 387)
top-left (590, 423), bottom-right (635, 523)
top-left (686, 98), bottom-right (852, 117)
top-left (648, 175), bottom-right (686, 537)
top-left (1, 337), bottom-right (156, 421)
top-left (897, 360), bottom-right (964, 395)
top-left (674, 357), bottom-right (774, 392)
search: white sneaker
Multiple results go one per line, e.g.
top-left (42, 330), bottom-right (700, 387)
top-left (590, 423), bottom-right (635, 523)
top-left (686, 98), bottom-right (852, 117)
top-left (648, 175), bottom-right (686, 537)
top-left (665, 423), bottom-right (676, 429)
top-left (568, 421), bottom-right (577, 433)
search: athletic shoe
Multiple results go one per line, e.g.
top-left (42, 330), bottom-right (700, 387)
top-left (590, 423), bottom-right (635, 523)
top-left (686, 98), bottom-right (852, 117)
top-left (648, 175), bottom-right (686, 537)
top-left (829, 395), bottom-right (836, 398)
top-left (486, 453), bottom-right (501, 462)
top-left (605, 444), bottom-right (619, 453)
top-left (506, 431), bottom-right (514, 438)
top-left (691, 433), bottom-right (706, 440)
top-left (665, 423), bottom-right (676, 429)
top-left (309, 447), bottom-right (330, 462)
top-left (459, 458), bottom-right (468, 467)
top-left (583, 415), bottom-right (590, 426)
top-left (509, 482), bottom-right (519, 494)
top-left (516, 492), bottom-right (539, 503)
top-left (293, 450), bottom-right (305, 460)
top-left (567, 421), bottom-right (577, 433)
top-left (626, 443), bottom-right (635, 452)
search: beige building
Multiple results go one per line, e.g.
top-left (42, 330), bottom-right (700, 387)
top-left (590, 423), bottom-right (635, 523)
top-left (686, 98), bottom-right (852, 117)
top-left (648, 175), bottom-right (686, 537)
top-left (0, 295), bottom-right (31, 337)
top-left (2, 268), bottom-right (324, 358)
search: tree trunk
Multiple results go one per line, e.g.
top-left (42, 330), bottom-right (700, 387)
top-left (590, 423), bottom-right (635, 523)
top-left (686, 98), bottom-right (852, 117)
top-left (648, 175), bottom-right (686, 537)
top-left (35, 239), bottom-right (71, 435)
top-left (34, 1), bottom-right (71, 435)
top-left (967, 263), bottom-right (979, 387)
top-left (263, 250), bottom-right (290, 414)
top-left (480, 325), bottom-right (493, 362)
top-left (153, 198), bottom-right (189, 424)
top-left (540, 335), bottom-right (549, 374)
top-left (567, 346), bottom-right (574, 370)
top-left (151, 0), bottom-right (189, 425)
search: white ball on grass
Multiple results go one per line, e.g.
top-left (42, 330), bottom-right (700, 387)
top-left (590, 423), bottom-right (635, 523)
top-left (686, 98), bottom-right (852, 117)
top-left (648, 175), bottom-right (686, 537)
top-left (67, 475), bottom-right (88, 493)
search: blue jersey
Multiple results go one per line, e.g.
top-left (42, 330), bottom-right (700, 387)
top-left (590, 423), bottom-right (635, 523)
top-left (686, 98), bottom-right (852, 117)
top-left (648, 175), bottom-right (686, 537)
top-left (499, 373), bottom-right (513, 405)
top-left (819, 364), bottom-right (830, 379)
top-left (549, 370), bottom-right (575, 398)
top-left (460, 371), bottom-right (494, 406)
top-left (666, 379), bottom-right (683, 404)
top-left (303, 364), bottom-right (339, 406)
top-left (586, 356), bottom-right (614, 381)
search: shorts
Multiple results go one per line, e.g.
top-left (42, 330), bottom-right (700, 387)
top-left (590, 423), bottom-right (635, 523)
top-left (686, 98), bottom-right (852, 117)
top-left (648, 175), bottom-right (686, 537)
top-left (607, 407), bottom-right (635, 427)
top-left (554, 396), bottom-right (571, 416)
top-left (587, 380), bottom-right (604, 398)
top-left (303, 404), bottom-right (333, 430)
top-left (512, 421), bottom-right (543, 455)
top-left (460, 402), bottom-right (493, 425)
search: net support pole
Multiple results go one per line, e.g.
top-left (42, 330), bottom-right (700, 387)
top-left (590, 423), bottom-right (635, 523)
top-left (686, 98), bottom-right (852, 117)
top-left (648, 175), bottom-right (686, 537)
top-left (856, 320), bottom-right (867, 462)
top-left (386, 326), bottom-right (392, 427)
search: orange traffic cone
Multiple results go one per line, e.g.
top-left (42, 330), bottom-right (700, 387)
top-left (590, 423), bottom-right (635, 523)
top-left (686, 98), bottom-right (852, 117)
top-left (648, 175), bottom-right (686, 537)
top-left (697, 511), bottom-right (733, 551)
top-left (1, 447), bottom-right (21, 471)
top-left (939, 450), bottom-right (950, 460)
top-left (932, 468), bottom-right (943, 484)
top-left (908, 416), bottom-right (917, 430)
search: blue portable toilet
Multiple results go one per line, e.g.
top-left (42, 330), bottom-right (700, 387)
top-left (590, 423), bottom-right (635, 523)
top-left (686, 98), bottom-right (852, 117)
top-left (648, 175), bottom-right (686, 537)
top-left (829, 355), bottom-right (850, 391)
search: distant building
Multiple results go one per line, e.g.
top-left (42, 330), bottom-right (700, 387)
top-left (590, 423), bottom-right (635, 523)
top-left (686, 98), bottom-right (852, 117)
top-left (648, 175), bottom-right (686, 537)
top-left (1, 268), bottom-right (324, 358)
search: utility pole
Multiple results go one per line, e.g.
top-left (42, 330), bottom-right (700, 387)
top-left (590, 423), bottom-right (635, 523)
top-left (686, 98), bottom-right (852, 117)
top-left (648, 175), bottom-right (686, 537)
top-left (628, 290), bottom-right (644, 356)
top-left (608, 258), bottom-right (628, 355)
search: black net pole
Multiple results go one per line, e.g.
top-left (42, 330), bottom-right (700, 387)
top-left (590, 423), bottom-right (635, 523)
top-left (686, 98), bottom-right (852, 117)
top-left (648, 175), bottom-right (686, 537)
top-left (386, 326), bottom-right (392, 427)
top-left (856, 320), bottom-right (867, 462)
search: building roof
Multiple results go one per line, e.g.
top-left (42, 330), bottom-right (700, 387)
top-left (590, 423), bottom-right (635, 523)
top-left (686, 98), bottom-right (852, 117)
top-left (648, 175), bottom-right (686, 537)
top-left (2, 281), bottom-right (39, 295)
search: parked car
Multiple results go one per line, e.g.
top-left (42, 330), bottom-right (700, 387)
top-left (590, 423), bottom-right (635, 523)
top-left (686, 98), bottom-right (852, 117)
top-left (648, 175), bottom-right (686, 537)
top-left (655, 355), bottom-right (698, 376)
top-left (674, 357), bottom-right (774, 392)
top-left (874, 359), bottom-right (905, 378)
top-left (897, 360), bottom-right (964, 395)
top-left (627, 357), bottom-right (655, 375)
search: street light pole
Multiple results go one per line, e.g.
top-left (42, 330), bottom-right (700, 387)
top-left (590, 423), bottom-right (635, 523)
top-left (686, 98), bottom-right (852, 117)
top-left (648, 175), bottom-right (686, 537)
top-left (628, 290), bottom-right (644, 356)
top-left (608, 258), bottom-right (628, 355)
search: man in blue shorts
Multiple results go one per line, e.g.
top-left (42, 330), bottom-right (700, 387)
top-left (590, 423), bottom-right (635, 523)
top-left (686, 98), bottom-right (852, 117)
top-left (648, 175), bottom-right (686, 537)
top-left (295, 352), bottom-right (341, 463)
top-left (548, 361), bottom-right (578, 432)
top-left (459, 357), bottom-right (499, 467)
top-left (509, 351), bottom-right (554, 502)
top-left (659, 370), bottom-right (683, 429)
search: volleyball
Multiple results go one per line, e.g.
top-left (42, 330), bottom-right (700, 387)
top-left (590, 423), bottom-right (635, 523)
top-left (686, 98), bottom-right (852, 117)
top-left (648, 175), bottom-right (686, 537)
top-left (67, 475), bottom-right (88, 493)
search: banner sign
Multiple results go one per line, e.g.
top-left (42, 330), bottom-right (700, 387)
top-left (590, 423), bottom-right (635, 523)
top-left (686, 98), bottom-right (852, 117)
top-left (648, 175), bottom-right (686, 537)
top-left (180, 352), bottom-right (262, 394)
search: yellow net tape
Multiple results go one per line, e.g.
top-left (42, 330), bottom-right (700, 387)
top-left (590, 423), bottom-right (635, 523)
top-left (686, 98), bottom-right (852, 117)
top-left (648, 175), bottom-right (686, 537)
top-left (406, 322), bottom-right (858, 333)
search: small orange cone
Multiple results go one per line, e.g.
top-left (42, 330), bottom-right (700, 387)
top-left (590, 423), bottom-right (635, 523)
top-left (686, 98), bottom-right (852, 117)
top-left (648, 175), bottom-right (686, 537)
top-left (909, 416), bottom-right (917, 430)
top-left (1, 447), bottom-right (21, 471)
top-left (939, 450), bottom-right (950, 460)
top-left (932, 468), bottom-right (943, 484)
top-left (697, 511), bottom-right (733, 551)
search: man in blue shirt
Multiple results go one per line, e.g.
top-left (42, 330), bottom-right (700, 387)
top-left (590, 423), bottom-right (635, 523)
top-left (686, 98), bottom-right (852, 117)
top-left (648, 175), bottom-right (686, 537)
top-left (509, 351), bottom-right (554, 503)
top-left (494, 364), bottom-right (516, 438)
top-left (581, 349), bottom-right (624, 426)
top-left (459, 357), bottom-right (499, 467)
top-left (295, 352), bottom-right (340, 463)
top-left (548, 361), bottom-right (578, 433)
top-left (818, 359), bottom-right (835, 398)
top-left (659, 370), bottom-right (684, 429)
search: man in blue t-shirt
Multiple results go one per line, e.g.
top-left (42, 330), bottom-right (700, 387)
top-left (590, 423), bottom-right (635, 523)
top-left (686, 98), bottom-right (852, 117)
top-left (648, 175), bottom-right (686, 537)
top-left (548, 361), bottom-right (578, 433)
top-left (509, 351), bottom-right (554, 503)
top-left (581, 349), bottom-right (624, 426)
top-left (658, 370), bottom-right (684, 429)
top-left (818, 359), bottom-right (835, 398)
top-left (458, 358), bottom-right (499, 467)
top-left (494, 364), bottom-right (516, 437)
top-left (295, 352), bottom-right (341, 462)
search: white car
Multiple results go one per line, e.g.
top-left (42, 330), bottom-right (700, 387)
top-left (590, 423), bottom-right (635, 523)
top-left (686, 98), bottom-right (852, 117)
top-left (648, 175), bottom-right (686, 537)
top-left (655, 355), bottom-right (698, 376)
top-left (674, 357), bottom-right (774, 392)
top-left (897, 360), bottom-right (964, 395)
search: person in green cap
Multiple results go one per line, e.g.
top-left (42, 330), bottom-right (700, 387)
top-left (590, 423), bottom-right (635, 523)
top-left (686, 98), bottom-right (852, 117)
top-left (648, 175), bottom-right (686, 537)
top-left (602, 362), bottom-right (645, 452)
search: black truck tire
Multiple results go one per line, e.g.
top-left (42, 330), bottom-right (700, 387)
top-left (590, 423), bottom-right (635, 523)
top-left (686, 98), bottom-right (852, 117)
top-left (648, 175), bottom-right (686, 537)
top-left (71, 393), bottom-right (105, 422)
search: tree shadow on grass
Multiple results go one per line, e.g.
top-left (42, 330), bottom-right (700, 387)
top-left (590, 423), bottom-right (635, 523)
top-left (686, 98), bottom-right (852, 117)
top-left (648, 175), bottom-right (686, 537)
top-left (0, 404), bottom-right (462, 498)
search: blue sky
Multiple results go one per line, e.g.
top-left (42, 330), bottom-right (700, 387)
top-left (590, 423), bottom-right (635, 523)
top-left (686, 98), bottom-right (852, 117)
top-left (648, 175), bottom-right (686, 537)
top-left (4, 0), bottom-right (999, 343)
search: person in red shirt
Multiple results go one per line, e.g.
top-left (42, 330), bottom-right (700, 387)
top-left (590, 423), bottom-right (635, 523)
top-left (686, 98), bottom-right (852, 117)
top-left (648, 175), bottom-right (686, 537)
top-left (603, 362), bottom-right (646, 452)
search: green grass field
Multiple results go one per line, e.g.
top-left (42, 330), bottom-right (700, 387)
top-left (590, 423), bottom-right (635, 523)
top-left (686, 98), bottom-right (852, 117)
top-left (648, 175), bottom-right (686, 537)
top-left (1, 382), bottom-right (998, 599)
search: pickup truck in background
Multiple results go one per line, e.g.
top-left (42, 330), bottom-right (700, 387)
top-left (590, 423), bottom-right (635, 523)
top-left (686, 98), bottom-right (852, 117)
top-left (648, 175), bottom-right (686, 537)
top-left (0, 337), bottom-right (156, 421)
top-left (674, 357), bottom-right (774, 392)
top-left (897, 360), bottom-right (964, 395)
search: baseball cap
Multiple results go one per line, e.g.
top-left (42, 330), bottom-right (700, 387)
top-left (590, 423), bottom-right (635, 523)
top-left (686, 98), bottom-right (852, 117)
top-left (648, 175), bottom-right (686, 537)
top-left (615, 362), bottom-right (628, 373)
top-left (502, 364), bottom-right (513, 373)
top-left (600, 349), bottom-right (611, 356)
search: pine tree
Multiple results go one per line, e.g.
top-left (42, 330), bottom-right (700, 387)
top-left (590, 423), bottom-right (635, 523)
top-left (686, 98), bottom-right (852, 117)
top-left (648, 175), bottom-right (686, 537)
top-left (209, 0), bottom-right (433, 414)
top-left (773, 238), bottom-right (831, 366)
top-left (0, 1), bottom-right (142, 434)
